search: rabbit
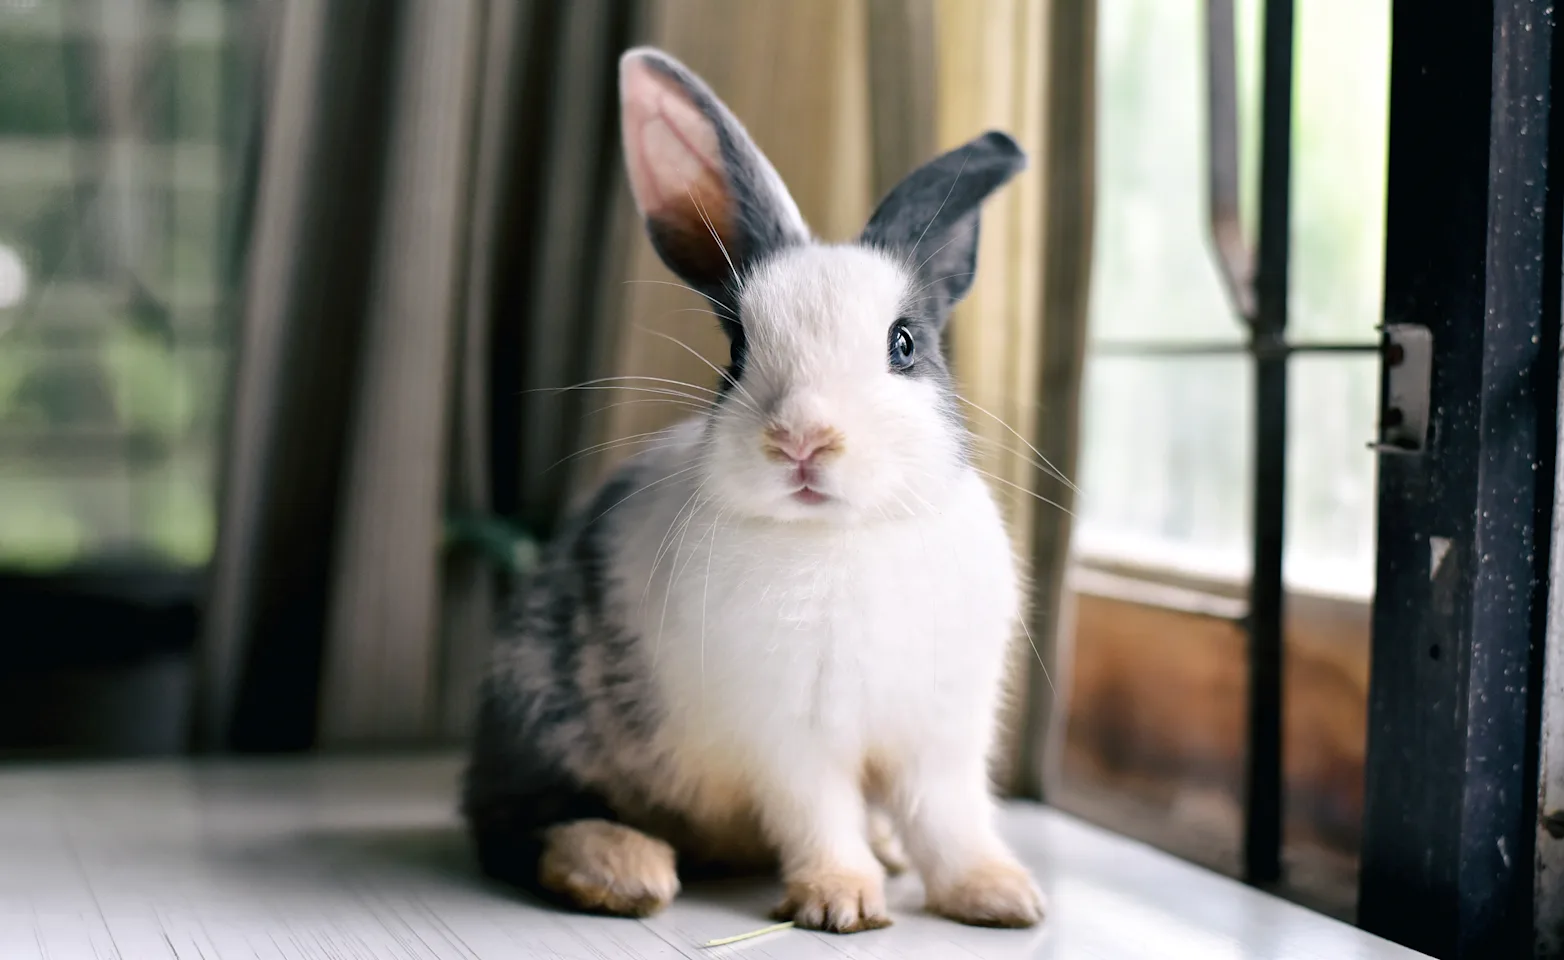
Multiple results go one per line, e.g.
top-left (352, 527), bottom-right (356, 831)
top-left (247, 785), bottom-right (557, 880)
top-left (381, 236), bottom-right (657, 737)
top-left (462, 46), bottom-right (1043, 934)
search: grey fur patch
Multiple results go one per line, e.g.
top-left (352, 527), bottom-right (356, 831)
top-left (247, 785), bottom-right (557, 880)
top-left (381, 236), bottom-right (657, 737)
top-left (859, 131), bottom-right (1027, 323)
top-left (889, 314), bottom-right (951, 384)
top-left (464, 452), bottom-right (771, 889)
top-left (718, 311), bottom-right (748, 396)
top-left (463, 462), bottom-right (664, 883)
top-left (888, 310), bottom-right (969, 462)
top-left (859, 132), bottom-right (1025, 465)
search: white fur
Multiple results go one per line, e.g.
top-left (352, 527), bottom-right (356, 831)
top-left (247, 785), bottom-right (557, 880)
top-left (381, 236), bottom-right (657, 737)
top-left (606, 245), bottom-right (1029, 903)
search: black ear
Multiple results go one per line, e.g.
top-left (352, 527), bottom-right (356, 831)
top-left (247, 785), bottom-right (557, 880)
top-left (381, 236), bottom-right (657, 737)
top-left (619, 48), bottom-right (810, 323)
top-left (859, 131), bottom-right (1027, 319)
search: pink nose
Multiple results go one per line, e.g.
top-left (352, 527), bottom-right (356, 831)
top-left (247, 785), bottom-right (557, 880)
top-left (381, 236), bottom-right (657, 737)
top-left (765, 424), bottom-right (843, 464)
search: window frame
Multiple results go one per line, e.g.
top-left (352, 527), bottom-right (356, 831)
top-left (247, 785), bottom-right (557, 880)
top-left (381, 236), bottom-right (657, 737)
top-left (1079, 0), bottom-right (1345, 890)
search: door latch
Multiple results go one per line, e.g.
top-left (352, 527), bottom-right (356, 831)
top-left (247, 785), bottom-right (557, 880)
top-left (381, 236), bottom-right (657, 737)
top-left (1372, 323), bottom-right (1433, 455)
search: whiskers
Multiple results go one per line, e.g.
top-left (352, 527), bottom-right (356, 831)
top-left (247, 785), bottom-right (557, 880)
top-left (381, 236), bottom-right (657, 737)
top-left (528, 360), bottom-right (731, 472)
top-left (968, 462), bottom-right (1076, 519)
top-left (541, 427), bottom-right (681, 475)
top-left (636, 325), bottom-right (763, 416)
top-left (955, 395), bottom-right (1080, 497)
top-left (526, 375), bottom-right (722, 421)
top-left (947, 398), bottom-right (1068, 696)
top-left (643, 475), bottom-right (713, 622)
top-left (586, 460), bottom-right (706, 528)
top-left (1017, 611), bottom-right (1056, 695)
top-left (686, 185), bottom-right (740, 291)
top-left (622, 278), bottom-right (740, 324)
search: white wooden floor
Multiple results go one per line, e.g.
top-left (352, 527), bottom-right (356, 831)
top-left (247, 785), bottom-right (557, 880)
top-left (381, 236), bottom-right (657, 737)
top-left (0, 754), bottom-right (1428, 959)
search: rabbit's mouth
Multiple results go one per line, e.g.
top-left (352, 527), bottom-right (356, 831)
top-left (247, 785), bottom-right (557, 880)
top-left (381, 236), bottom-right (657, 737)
top-left (782, 458), bottom-right (834, 506)
top-left (790, 486), bottom-right (830, 506)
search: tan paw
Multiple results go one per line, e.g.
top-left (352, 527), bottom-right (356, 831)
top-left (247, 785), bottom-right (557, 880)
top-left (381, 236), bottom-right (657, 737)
top-left (538, 819), bottom-right (680, 917)
top-left (927, 859), bottom-right (1045, 928)
top-left (771, 868), bottom-right (892, 933)
top-left (868, 810), bottom-right (909, 877)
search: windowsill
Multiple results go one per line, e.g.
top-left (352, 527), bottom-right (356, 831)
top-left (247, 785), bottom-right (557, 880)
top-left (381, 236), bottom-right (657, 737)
top-left (1070, 546), bottom-right (1374, 623)
top-left (0, 753), bottom-right (1430, 959)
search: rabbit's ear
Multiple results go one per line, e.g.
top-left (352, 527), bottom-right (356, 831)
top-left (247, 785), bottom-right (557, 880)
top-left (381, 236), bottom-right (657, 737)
top-left (619, 48), bottom-right (809, 313)
top-left (859, 131), bottom-right (1027, 320)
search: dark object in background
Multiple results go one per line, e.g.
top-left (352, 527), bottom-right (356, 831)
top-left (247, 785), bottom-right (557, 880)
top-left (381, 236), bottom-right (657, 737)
top-left (0, 565), bottom-right (199, 757)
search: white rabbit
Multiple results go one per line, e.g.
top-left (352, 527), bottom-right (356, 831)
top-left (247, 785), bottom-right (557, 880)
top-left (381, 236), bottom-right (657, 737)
top-left (463, 46), bottom-right (1043, 933)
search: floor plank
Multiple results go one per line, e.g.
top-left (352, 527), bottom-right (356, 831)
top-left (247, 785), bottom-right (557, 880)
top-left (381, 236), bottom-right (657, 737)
top-left (0, 754), bottom-right (1427, 959)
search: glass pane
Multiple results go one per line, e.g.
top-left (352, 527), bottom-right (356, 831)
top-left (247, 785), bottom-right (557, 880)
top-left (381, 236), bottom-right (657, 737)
top-left (1088, 0), bottom-right (1260, 345)
top-left (1075, 355), bottom-right (1254, 579)
top-left (1289, 1), bottom-right (1390, 343)
top-left (1286, 355), bottom-right (1378, 598)
top-left (1076, 353), bottom-right (1379, 597)
top-left (0, 1), bottom-right (256, 571)
top-left (1084, 0), bottom-right (1389, 598)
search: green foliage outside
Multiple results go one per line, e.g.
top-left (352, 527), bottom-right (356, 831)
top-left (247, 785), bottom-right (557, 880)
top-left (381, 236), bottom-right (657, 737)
top-left (0, 1), bottom-right (241, 570)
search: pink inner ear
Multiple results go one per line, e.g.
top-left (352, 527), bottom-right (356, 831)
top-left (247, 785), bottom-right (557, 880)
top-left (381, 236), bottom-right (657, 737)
top-left (620, 57), bottom-right (730, 227)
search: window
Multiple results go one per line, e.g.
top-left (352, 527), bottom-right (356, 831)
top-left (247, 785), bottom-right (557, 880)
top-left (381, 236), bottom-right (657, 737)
top-left (1077, 0), bottom-right (1386, 599)
top-left (0, 0), bottom-right (257, 572)
top-left (1060, 0), bottom-right (1390, 917)
top-left (0, 1), bottom-right (261, 758)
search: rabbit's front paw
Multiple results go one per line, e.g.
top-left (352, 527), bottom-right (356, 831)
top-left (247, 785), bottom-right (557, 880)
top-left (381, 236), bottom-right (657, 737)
top-left (927, 858), bottom-right (1045, 928)
top-left (772, 867), bottom-right (892, 933)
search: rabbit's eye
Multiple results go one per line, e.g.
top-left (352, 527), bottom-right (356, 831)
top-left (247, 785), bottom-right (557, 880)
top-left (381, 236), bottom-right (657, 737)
top-left (889, 321), bottom-right (916, 370)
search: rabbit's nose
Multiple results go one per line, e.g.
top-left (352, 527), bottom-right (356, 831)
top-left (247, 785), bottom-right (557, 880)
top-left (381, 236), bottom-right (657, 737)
top-left (764, 423), bottom-right (844, 464)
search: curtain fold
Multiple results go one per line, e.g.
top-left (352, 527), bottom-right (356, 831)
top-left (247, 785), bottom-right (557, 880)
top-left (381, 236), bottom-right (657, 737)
top-left (315, 0), bottom-right (488, 746)
top-left (510, 0), bottom-right (640, 535)
top-left (438, 0), bottom-right (529, 742)
top-left (202, 0), bottom-right (640, 749)
top-left (866, 0), bottom-right (938, 200)
top-left (932, 0), bottom-right (1050, 793)
top-left (200, 0), bottom-right (401, 751)
top-left (1019, 0), bottom-right (1097, 801)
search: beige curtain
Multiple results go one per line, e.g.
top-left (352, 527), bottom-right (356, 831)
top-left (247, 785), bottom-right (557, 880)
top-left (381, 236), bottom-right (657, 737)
top-left (201, 0), bottom-right (641, 749)
top-left (200, 0), bottom-right (409, 751)
top-left (317, 1), bottom-right (488, 745)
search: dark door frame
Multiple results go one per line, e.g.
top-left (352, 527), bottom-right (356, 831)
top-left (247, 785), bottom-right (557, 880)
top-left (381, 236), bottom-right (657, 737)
top-left (1360, 1), bottom-right (1560, 957)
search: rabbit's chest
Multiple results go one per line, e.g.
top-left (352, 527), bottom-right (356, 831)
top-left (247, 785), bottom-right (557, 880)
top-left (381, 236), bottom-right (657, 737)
top-left (630, 479), bottom-right (1018, 748)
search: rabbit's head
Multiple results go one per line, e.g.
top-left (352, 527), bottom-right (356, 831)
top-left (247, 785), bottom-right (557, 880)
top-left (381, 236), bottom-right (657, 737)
top-left (620, 48), bottom-right (1025, 523)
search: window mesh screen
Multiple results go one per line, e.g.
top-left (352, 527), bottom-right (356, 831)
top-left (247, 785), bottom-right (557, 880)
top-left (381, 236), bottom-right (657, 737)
top-left (0, 0), bottom-right (259, 570)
